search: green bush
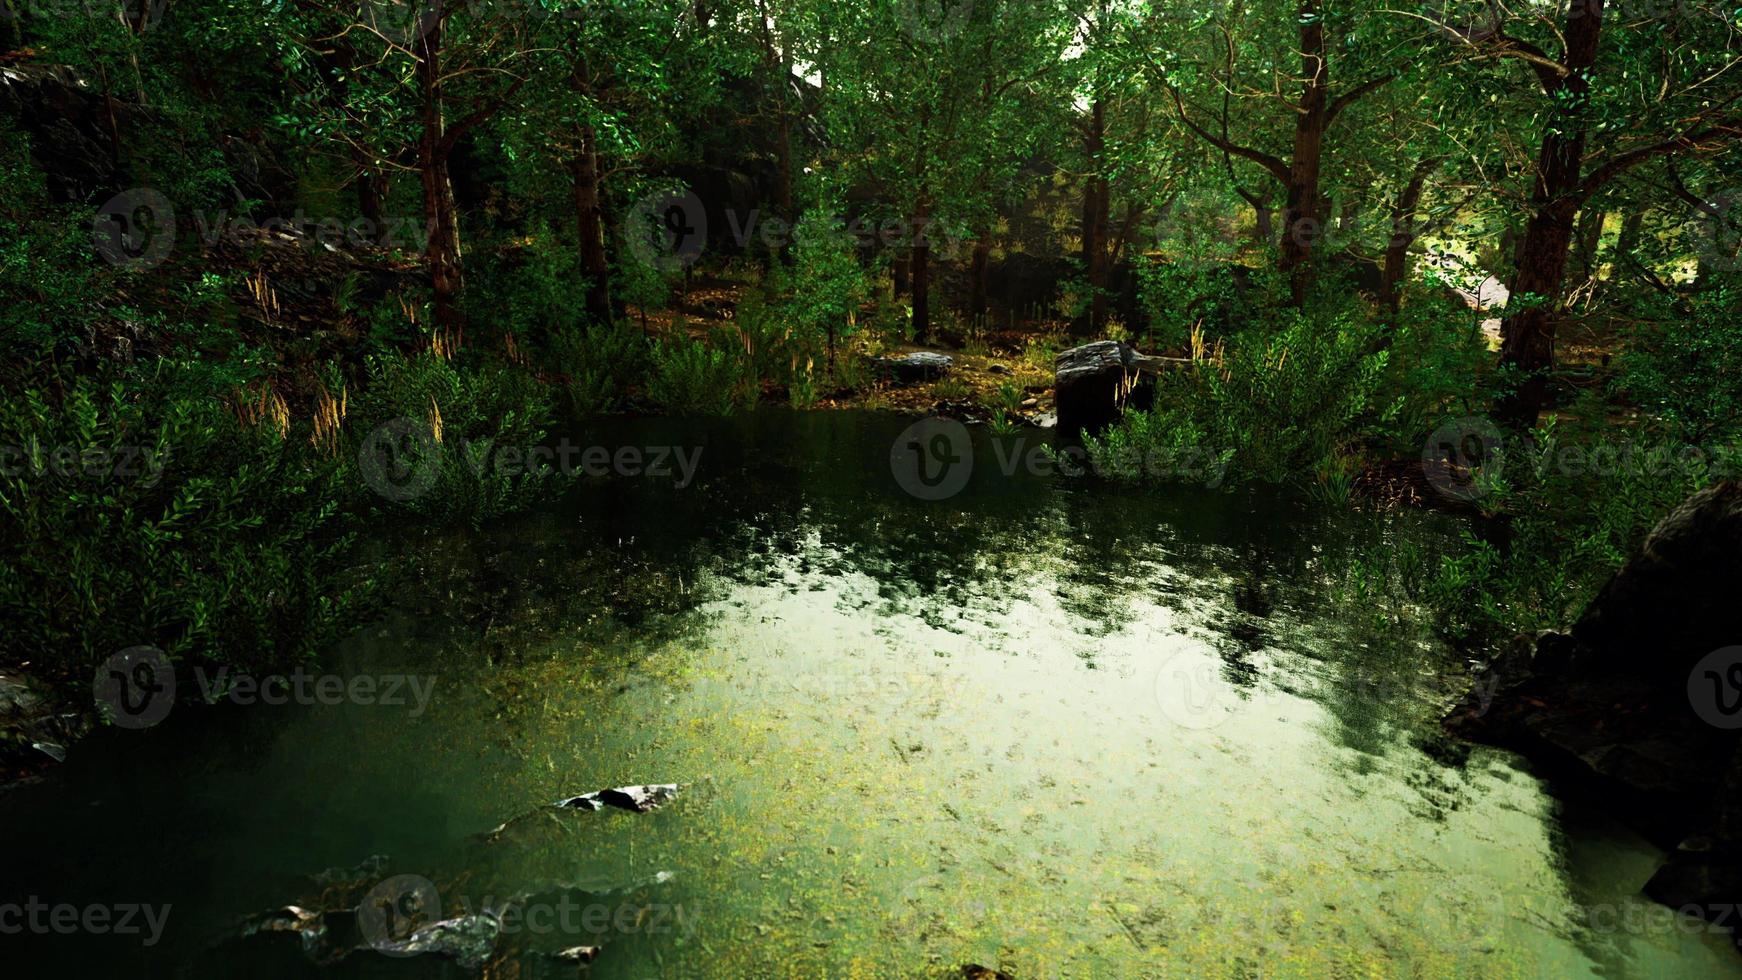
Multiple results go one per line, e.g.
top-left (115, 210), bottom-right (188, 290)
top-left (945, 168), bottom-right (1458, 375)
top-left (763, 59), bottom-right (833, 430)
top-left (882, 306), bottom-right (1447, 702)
top-left (1345, 405), bottom-right (1727, 642)
top-left (645, 330), bottom-right (757, 416)
top-left (1087, 306), bottom-right (1392, 486)
top-left (351, 350), bottom-right (559, 524)
top-left (549, 319), bottom-right (651, 419)
top-left (0, 374), bottom-right (371, 691)
top-left (1613, 281), bottom-right (1742, 446)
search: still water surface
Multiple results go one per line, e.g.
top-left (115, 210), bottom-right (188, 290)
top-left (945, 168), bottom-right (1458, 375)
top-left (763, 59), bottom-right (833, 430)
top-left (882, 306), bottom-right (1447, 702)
top-left (4, 412), bottom-right (1737, 977)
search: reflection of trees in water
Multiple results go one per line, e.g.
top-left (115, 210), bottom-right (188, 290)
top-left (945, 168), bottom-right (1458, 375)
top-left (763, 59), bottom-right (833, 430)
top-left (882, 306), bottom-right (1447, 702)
top-left (420, 414), bottom-right (1492, 818)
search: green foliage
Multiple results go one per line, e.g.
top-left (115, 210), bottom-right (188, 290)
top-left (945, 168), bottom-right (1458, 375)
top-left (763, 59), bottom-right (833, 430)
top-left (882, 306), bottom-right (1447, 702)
top-left (644, 330), bottom-right (757, 416)
top-left (1613, 281), bottom-right (1742, 446)
top-left (0, 373), bottom-right (371, 690)
top-left (352, 351), bottom-right (559, 525)
top-left (1088, 305), bottom-right (1393, 485)
top-left (549, 320), bottom-right (652, 419)
top-left (1349, 405), bottom-right (1724, 642)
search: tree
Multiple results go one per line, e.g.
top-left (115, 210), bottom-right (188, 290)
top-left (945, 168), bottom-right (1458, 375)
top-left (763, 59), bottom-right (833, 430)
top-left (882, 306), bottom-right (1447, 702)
top-left (1137, 0), bottom-right (1402, 302)
top-left (1435, 0), bottom-right (1742, 424)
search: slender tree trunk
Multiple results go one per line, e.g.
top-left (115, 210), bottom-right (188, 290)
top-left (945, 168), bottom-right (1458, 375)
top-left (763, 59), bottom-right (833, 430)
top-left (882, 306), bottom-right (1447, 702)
top-left (1381, 157), bottom-right (1440, 313)
top-left (416, 23), bottom-right (465, 332)
top-left (1081, 97), bottom-right (1110, 335)
top-left (354, 156), bottom-right (386, 245)
top-left (968, 238), bottom-right (991, 318)
top-left (2, 3), bottom-right (21, 51)
top-left (1236, 187), bottom-right (1274, 248)
top-left (1278, 1), bottom-right (1329, 303)
top-left (1573, 208), bottom-right (1605, 281)
top-left (570, 126), bottom-right (612, 326)
top-left (1496, 0), bottom-right (1605, 427)
top-left (1615, 209), bottom-right (1645, 269)
top-left (892, 247), bottom-right (909, 298)
top-left (910, 197), bottom-right (931, 344)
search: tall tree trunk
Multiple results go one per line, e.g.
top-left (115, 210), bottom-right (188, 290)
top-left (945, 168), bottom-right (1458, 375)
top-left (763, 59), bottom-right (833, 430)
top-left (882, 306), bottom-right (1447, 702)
top-left (1497, 0), bottom-right (1605, 427)
top-left (892, 246), bottom-right (909, 298)
top-left (569, 127), bottom-right (612, 327)
top-left (415, 23), bottom-right (465, 332)
top-left (1081, 97), bottom-right (1110, 336)
top-left (1381, 156), bottom-right (1440, 313)
top-left (910, 197), bottom-right (931, 344)
top-left (354, 156), bottom-right (386, 245)
top-left (968, 238), bottom-right (991, 318)
top-left (1573, 208), bottom-right (1605, 281)
top-left (1278, 1), bottom-right (1329, 303)
top-left (1615, 209), bottom-right (1645, 270)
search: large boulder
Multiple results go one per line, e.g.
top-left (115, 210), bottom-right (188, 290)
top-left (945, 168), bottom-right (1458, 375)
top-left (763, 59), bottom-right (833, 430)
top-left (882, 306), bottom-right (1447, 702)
top-left (877, 351), bottom-right (953, 385)
top-left (1054, 341), bottom-right (1159, 439)
top-left (1446, 481), bottom-right (1742, 942)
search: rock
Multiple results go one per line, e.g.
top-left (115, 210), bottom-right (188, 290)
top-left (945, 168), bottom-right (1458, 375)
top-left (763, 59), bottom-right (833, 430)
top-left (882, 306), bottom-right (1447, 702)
top-left (552, 944), bottom-right (603, 963)
top-left (1645, 746), bottom-right (1742, 939)
top-left (878, 351), bottom-right (953, 384)
top-left (553, 783), bottom-right (681, 813)
top-left (1572, 482), bottom-right (1742, 686)
top-left (988, 363), bottom-right (1010, 375)
top-left (1445, 481), bottom-right (1742, 937)
top-left (1054, 340), bottom-right (1160, 439)
top-left (961, 966), bottom-right (1015, 980)
top-left (372, 913), bottom-right (500, 969)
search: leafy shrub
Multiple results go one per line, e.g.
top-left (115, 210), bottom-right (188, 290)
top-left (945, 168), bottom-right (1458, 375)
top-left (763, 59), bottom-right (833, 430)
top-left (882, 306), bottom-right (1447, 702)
top-left (0, 374), bottom-right (371, 690)
top-left (351, 350), bottom-right (558, 524)
top-left (1613, 281), bottom-right (1742, 446)
top-left (1346, 405), bottom-right (1725, 642)
top-left (549, 320), bottom-right (651, 418)
top-left (645, 329), bottom-right (757, 415)
top-left (1088, 307), bottom-right (1392, 485)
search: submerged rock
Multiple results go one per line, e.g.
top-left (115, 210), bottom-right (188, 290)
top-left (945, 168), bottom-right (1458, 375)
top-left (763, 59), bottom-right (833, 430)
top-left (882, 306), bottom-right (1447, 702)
top-left (373, 913), bottom-right (501, 969)
top-left (554, 783), bottom-right (681, 813)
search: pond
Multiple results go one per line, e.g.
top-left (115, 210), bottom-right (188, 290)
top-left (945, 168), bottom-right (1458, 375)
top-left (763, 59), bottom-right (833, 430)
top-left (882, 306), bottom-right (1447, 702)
top-left (4, 411), bottom-right (1738, 978)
